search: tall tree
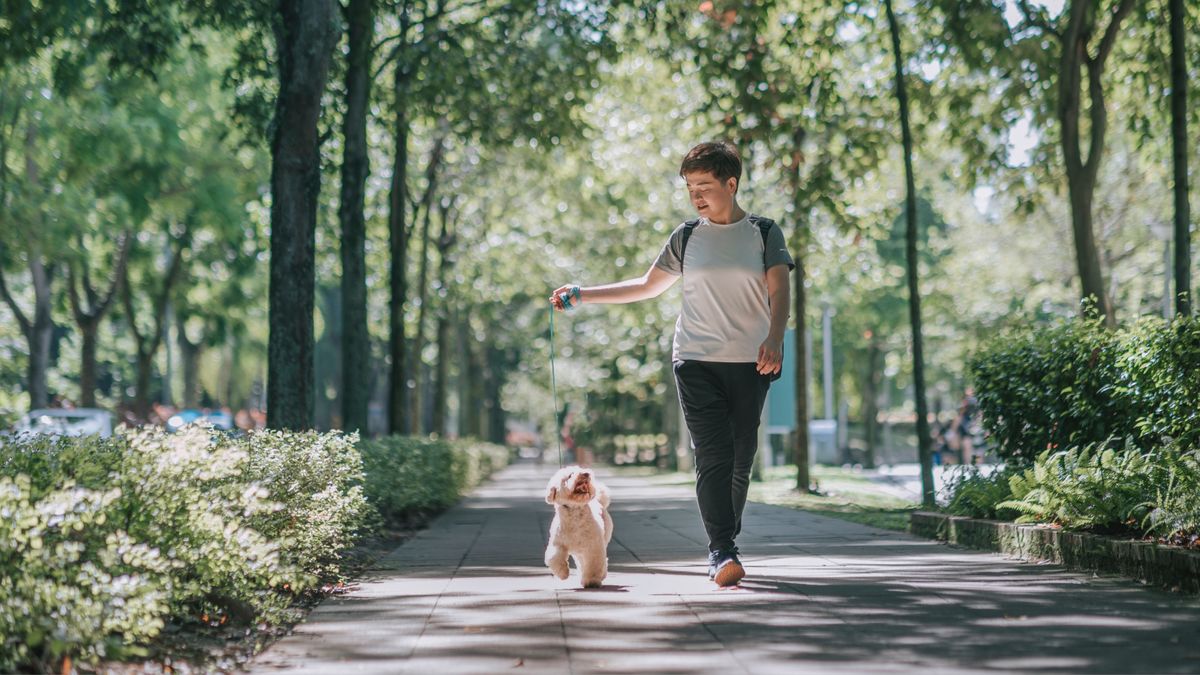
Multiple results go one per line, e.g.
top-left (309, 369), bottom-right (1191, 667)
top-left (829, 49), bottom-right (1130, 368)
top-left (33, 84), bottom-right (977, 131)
top-left (380, 0), bottom-right (618, 434)
top-left (68, 232), bottom-right (131, 407)
top-left (120, 228), bottom-right (187, 420)
top-left (883, 0), bottom-right (934, 506)
top-left (266, 0), bottom-right (339, 430)
top-left (1168, 0), bottom-right (1191, 317)
top-left (338, 0), bottom-right (374, 433)
top-left (935, 0), bottom-right (1136, 327)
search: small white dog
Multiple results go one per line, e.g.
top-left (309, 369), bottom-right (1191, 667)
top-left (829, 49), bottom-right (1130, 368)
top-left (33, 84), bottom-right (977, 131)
top-left (544, 466), bottom-right (614, 588)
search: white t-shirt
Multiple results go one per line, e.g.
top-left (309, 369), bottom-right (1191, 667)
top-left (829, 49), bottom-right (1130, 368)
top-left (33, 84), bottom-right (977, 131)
top-left (653, 213), bottom-right (795, 362)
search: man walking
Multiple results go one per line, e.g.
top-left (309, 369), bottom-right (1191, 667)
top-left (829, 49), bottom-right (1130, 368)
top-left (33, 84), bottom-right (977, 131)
top-left (550, 140), bottom-right (794, 586)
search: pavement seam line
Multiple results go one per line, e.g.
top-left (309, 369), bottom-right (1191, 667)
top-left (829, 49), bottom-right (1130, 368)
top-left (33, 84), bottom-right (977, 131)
top-left (676, 592), bottom-right (753, 675)
top-left (554, 590), bottom-right (575, 675)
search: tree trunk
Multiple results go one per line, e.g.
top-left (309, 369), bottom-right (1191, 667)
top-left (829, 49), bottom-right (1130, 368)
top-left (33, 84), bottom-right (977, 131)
top-left (1056, 0), bottom-right (1133, 327)
top-left (388, 66), bottom-right (412, 435)
top-left (79, 323), bottom-right (99, 407)
top-left (461, 317), bottom-right (483, 438)
top-left (339, 0), bottom-right (374, 433)
top-left (862, 332), bottom-right (882, 470)
top-left (885, 0), bottom-right (934, 507)
top-left (178, 321), bottom-right (201, 408)
top-left (134, 352), bottom-right (153, 420)
top-left (788, 127), bottom-right (812, 492)
top-left (1169, 0), bottom-right (1192, 317)
top-left (409, 135), bottom-right (447, 434)
top-left (27, 251), bottom-right (53, 410)
top-left (265, 0), bottom-right (337, 431)
top-left (68, 234), bottom-right (129, 408)
top-left (431, 211), bottom-right (454, 437)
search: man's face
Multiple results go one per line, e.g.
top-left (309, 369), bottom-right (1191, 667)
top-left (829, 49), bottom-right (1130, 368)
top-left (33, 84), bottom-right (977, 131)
top-left (684, 171), bottom-right (737, 218)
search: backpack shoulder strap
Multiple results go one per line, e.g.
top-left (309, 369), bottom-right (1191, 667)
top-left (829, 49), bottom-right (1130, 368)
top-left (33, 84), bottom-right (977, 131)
top-left (748, 215), bottom-right (775, 267)
top-left (679, 219), bottom-right (700, 272)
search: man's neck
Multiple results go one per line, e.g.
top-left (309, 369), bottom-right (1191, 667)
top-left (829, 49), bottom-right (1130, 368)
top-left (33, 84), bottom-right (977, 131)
top-left (706, 203), bottom-right (746, 225)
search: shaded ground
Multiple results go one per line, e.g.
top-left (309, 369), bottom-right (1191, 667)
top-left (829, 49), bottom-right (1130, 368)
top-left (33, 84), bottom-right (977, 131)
top-left (251, 462), bottom-right (1200, 674)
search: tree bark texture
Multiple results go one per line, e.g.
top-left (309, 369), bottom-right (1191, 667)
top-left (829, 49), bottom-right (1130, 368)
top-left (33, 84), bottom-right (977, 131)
top-left (388, 63), bottom-right (412, 435)
top-left (266, 0), bottom-right (338, 430)
top-left (788, 127), bottom-right (811, 492)
top-left (338, 0), bottom-right (374, 433)
top-left (885, 0), bottom-right (935, 506)
top-left (1169, 0), bottom-right (1192, 317)
top-left (1057, 0), bottom-right (1134, 327)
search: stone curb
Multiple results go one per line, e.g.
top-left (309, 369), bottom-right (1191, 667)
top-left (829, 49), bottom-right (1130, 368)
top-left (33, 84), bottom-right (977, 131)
top-left (910, 511), bottom-right (1200, 594)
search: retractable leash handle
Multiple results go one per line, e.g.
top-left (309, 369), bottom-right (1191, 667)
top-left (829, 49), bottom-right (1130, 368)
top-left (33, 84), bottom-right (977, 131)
top-left (557, 286), bottom-right (581, 312)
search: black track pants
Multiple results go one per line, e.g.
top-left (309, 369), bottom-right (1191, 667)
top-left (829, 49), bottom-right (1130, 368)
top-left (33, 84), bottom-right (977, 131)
top-left (673, 360), bottom-right (772, 553)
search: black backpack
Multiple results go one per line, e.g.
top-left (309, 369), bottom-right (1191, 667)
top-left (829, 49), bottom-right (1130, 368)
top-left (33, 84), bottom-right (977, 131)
top-left (679, 215), bottom-right (776, 272)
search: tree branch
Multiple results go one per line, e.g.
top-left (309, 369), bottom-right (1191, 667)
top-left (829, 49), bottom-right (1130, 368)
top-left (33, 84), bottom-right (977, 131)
top-left (0, 252), bottom-right (31, 338)
top-left (1092, 0), bottom-right (1135, 68)
top-left (1016, 0), bottom-right (1062, 40)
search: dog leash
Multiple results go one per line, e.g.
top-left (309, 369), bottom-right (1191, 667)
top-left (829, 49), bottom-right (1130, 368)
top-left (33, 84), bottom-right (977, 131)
top-left (548, 287), bottom-right (580, 468)
top-left (548, 302), bottom-right (565, 468)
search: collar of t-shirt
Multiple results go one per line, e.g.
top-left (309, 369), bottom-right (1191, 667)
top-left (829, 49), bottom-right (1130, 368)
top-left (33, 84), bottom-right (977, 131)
top-left (699, 212), bottom-right (751, 228)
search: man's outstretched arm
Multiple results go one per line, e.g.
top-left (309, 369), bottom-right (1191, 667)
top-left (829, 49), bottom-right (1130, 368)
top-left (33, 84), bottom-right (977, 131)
top-left (551, 264), bottom-right (677, 310)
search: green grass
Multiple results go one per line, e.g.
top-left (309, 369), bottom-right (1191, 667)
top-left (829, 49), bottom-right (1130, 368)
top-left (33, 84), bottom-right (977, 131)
top-left (609, 463), bottom-right (918, 532)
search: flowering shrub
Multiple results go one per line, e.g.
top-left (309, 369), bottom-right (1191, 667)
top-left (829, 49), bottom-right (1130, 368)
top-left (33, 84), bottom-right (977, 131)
top-left (242, 430), bottom-right (369, 582)
top-left (0, 428), bottom-right (506, 670)
top-left (0, 427), bottom-right (368, 670)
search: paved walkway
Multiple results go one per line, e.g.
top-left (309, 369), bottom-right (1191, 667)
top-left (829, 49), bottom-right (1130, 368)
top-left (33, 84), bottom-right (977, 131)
top-left (252, 462), bottom-right (1200, 674)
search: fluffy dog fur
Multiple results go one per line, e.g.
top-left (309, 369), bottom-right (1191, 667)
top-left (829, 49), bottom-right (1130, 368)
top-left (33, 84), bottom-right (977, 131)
top-left (544, 466), bottom-right (613, 588)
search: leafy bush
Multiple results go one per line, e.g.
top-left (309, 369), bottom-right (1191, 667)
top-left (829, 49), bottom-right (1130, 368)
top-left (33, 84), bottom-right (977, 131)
top-left (970, 317), bottom-right (1200, 463)
top-left (0, 427), bottom-right (369, 671)
top-left (360, 437), bottom-right (511, 526)
top-left (0, 428), bottom-right (504, 670)
top-left (0, 475), bottom-right (170, 671)
top-left (243, 430), bottom-right (369, 582)
top-left (941, 465), bottom-right (1019, 520)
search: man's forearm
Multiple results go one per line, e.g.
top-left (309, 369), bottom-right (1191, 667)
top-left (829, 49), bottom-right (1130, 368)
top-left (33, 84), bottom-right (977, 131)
top-left (581, 276), bottom-right (656, 304)
top-left (767, 285), bottom-right (789, 341)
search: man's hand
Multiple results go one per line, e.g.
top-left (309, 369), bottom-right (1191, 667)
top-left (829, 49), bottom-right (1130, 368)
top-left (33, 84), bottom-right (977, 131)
top-left (549, 285), bottom-right (581, 312)
top-left (757, 336), bottom-right (783, 375)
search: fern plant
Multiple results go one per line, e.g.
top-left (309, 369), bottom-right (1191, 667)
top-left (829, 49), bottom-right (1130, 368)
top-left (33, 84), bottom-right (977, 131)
top-left (998, 440), bottom-right (1155, 531)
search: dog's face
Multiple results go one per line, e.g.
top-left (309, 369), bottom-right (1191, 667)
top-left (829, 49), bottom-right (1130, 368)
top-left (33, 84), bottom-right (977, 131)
top-left (545, 466), bottom-right (596, 505)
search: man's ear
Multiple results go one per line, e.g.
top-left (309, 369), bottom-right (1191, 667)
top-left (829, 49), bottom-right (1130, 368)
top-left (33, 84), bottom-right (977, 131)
top-left (726, 176), bottom-right (739, 194)
top-left (545, 486), bottom-right (558, 504)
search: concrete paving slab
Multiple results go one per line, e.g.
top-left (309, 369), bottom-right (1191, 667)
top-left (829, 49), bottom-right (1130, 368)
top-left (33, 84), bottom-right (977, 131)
top-left (252, 462), bottom-right (1200, 674)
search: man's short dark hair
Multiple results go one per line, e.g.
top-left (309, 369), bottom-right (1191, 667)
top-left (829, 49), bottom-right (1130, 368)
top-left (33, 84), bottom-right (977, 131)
top-left (679, 141), bottom-right (742, 189)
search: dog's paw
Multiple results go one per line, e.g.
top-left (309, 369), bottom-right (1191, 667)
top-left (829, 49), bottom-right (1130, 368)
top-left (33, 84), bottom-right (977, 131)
top-left (548, 561), bottom-right (569, 580)
top-left (581, 578), bottom-right (603, 589)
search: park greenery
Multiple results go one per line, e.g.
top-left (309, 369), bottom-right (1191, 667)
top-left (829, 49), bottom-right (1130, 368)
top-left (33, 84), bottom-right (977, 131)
top-left (1, 1), bottom-right (1196, 483)
top-left (0, 428), bottom-right (509, 670)
top-left (0, 0), bottom-right (1199, 666)
top-left (940, 315), bottom-right (1200, 546)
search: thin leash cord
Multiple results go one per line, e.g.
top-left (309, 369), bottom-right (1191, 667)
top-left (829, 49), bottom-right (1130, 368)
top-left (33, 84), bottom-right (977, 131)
top-left (548, 303), bottom-right (565, 468)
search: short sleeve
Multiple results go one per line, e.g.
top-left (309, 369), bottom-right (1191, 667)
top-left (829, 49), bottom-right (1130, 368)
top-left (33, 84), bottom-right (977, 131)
top-left (764, 222), bottom-right (795, 272)
top-left (653, 223), bottom-right (688, 276)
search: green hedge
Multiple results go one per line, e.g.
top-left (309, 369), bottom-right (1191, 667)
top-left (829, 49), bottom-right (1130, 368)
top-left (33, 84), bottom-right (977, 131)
top-left (360, 436), bottom-right (511, 526)
top-left (970, 317), bottom-right (1200, 464)
top-left (0, 429), bottom-right (509, 672)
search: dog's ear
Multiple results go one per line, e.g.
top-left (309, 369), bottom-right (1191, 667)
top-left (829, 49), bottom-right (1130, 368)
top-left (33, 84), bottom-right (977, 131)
top-left (545, 486), bottom-right (558, 504)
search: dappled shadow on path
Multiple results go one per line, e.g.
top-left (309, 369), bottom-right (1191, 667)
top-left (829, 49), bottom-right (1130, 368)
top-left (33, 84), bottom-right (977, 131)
top-left (257, 465), bottom-right (1200, 674)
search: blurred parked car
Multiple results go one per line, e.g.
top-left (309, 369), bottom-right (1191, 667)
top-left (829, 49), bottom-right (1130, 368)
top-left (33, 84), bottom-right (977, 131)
top-left (11, 408), bottom-right (114, 438)
top-left (166, 408), bottom-right (235, 433)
